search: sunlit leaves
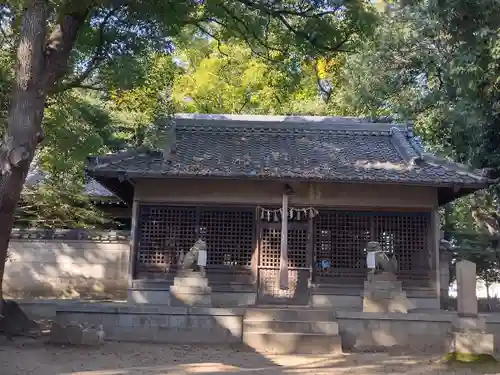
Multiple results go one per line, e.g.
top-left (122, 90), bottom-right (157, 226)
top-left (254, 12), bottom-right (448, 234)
top-left (171, 40), bottom-right (352, 116)
top-left (41, 92), bottom-right (114, 176)
top-left (16, 180), bottom-right (110, 229)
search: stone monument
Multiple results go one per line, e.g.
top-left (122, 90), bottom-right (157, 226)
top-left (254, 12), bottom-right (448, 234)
top-left (170, 227), bottom-right (212, 306)
top-left (446, 260), bottom-right (494, 355)
top-left (362, 241), bottom-right (412, 313)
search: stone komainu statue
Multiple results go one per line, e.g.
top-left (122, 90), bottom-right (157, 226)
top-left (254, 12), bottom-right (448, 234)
top-left (366, 241), bottom-right (399, 274)
top-left (178, 227), bottom-right (208, 277)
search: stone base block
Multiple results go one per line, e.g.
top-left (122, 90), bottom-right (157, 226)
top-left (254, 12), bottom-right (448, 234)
top-left (243, 332), bottom-right (342, 354)
top-left (362, 298), bottom-right (407, 313)
top-left (364, 280), bottom-right (402, 292)
top-left (452, 317), bottom-right (486, 333)
top-left (174, 274), bottom-right (209, 288)
top-left (49, 322), bottom-right (105, 346)
top-left (170, 274), bottom-right (212, 306)
top-left (363, 292), bottom-right (411, 313)
top-left (367, 272), bottom-right (398, 282)
top-left (446, 332), bottom-right (494, 355)
top-left (170, 286), bottom-right (211, 307)
top-left (362, 276), bottom-right (413, 313)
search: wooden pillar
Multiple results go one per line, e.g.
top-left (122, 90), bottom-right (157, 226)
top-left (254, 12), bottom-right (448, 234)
top-left (307, 183), bottom-right (315, 286)
top-left (279, 193), bottom-right (289, 289)
top-left (251, 206), bottom-right (260, 286)
top-left (308, 214), bottom-right (314, 286)
top-left (430, 209), bottom-right (441, 304)
top-left (128, 200), bottom-right (139, 286)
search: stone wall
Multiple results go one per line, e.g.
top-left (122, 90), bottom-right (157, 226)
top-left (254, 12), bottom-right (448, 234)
top-left (16, 300), bottom-right (500, 353)
top-left (5, 235), bottom-right (130, 299)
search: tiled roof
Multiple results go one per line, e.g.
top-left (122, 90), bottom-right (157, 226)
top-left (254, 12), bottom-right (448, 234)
top-left (25, 169), bottom-right (116, 197)
top-left (86, 114), bottom-right (490, 187)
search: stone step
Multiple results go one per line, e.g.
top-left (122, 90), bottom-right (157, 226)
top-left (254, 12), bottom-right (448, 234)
top-left (245, 308), bottom-right (335, 322)
top-left (243, 332), bottom-right (342, 354)
top-left (244, 320), bottom-right (339, 335)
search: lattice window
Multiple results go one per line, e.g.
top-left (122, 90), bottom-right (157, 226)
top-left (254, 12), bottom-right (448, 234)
top-left (288, 228), bottom-right (308, 268)
top-left (373, 213), bottom-right (430, 272)
top-left (259, 228), bottom-right (280, 268)
top-left (136, 206), bottom-right (197, 272)
top-left (314, 212), bottom-right (370, 277)
top-left (314, 211), bottom-right (431, 280)
top-left (259, 227), bottom-right (308, 269)
top-left (136, 206), bottom-right (255, 275)
top-left (200, 209), bottom-right (254, 266)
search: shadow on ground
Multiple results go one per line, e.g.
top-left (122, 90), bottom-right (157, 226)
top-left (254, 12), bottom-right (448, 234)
top-left (1, 341), bottom-right (499, 375)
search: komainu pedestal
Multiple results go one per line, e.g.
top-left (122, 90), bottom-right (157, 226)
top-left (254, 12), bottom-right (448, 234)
top-left (362, 272), bottom-right (412, 313)
top-left (445, 260), bottom-right (495, 356)
top-left (446, 316), bottom-right (494, 355)
top-left (170, 272), bottom-right (212, 307)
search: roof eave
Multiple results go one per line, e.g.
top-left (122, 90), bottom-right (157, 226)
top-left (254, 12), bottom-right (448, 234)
top-left (86, 168), bottom-right (490, 190)
top-left (86, 172), bottom-right (135, 204)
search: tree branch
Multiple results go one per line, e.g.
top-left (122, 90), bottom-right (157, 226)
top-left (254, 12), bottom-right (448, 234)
top-left (234, 0), bottom-right (348, 53)
top-left (42, 5), bottom-right (92, 94)
top-left (215, 3), bottom-right (288, 59)
top-left (71, 83), bottom-right (104, 91)
top-left (58, 5), bottom-right (122, 92)
top-left (236, 94), bottom-right (250, 114)
top-left (194, 23), bottom-right (228, 57)
top-left (234, 0), bottom-right (340, 18)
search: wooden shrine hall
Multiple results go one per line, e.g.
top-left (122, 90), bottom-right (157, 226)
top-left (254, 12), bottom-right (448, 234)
top-left (86, 114), bottom-right (490, 310)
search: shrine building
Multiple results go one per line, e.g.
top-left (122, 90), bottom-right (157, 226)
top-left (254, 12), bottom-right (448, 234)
top-left (86, 114), bottom-right (490, 310)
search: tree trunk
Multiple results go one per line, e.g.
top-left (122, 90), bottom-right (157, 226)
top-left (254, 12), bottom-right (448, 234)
top-left (0, 1), bottom-right (90, 314)
top-left (0, 0), bottom-right (48, 314)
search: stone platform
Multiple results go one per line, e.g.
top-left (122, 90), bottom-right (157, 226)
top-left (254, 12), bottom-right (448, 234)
top-left (20, 299), bottom-right (500, 355)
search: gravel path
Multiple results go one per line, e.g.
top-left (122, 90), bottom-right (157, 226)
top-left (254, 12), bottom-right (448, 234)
top-left (0, 340), bottom-right (496, 375)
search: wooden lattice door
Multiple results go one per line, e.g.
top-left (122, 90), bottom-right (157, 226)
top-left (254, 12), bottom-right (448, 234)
top-left (257, 222), bottom-right (311, 305)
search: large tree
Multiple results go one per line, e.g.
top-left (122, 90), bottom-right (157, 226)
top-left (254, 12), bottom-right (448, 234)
top-left (170, 39), bottom-right (350, 115)
top-left (338, 0), bottom-right (500, 286)
top-left (0, 1), bottom-right (377, 306)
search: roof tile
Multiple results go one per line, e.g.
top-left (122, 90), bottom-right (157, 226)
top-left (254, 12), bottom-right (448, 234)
top-left (86, 115), bottom-right (489, 187)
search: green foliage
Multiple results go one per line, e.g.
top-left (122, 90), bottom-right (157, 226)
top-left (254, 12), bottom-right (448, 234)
top-left (15, 179), bottom-right (109, 229)
top-left (171, 39), bottom-right (351, 115)
top-left (1, 0), bottom-right (380, 230)
top-left (106, 52), bottom-right (180, 149)
top-left (42, 92), bottom-right (116, 173)
top-left (452, 233), bottom-right (500, 287)
top-left (338, 1), bottom-right (500, 164)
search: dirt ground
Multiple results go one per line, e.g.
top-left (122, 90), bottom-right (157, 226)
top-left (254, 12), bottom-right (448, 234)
top-left (0, 340), bottom-right (499, 375)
